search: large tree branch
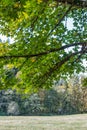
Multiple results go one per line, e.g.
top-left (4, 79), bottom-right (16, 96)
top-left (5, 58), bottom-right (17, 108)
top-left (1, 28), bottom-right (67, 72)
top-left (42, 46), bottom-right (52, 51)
top-left (0, 42), bottom-right (86, 59)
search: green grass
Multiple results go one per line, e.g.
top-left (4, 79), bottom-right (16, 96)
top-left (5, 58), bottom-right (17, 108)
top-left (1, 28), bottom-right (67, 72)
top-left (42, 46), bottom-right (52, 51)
top-left (0, 114), bottom-right (87, 130)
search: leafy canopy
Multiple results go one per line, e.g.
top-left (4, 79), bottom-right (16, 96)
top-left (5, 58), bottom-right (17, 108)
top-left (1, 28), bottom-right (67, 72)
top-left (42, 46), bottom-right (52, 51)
top-left (0, 0), bottom-right (87, 93)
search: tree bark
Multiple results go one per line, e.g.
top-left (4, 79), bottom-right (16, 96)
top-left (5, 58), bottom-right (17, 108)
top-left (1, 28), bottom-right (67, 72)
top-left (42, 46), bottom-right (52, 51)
top-left (56, 0), bottom-right (87, 7)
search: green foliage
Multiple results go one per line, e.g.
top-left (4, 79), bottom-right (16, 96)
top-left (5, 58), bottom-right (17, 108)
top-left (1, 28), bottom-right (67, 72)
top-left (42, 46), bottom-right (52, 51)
top-left (0, 0), bottom-right (87, 91)
top-left (82, 78), bottom-right (87, 87)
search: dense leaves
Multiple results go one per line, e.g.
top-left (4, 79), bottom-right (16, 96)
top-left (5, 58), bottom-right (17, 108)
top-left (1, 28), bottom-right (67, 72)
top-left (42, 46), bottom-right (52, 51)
top-left (0, 0), bottom-right (87, 92)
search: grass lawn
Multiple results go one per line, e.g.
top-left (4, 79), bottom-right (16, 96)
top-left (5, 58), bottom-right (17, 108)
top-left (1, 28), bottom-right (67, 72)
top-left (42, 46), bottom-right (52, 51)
top-left (0, 114), bottom-right (87, 130)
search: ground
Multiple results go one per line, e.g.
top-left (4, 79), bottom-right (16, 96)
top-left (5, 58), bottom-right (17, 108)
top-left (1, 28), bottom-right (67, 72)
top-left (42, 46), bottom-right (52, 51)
top-left (0, 114), bottom-right (87, 130)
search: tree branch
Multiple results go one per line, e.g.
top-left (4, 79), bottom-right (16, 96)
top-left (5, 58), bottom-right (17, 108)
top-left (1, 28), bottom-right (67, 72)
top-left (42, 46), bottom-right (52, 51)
top-left (47, 4), bottom-right (73, 36)
top-left (42, 50), bottom-right (84, 78)
top-left (37, 49), bottom-right (86, 87)
top-left (56, 0), bottom-right (87, 7)
top-left (0, 42), bottom-right (86, 59)
top-left (72, 49), bottom-right (87, 64)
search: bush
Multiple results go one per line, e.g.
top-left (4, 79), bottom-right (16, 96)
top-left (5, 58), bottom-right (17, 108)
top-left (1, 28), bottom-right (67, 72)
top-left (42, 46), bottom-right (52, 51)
top-left (44, 89), bottom-right (60, 113)
top-left (7, 101), bottom-right (20, 115)
top-left (21, 93), bottom-right (44, 115)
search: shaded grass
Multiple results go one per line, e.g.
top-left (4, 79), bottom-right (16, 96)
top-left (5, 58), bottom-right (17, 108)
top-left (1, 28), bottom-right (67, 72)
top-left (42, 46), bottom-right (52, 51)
top-left (0, 114), bottom-right (87, 130)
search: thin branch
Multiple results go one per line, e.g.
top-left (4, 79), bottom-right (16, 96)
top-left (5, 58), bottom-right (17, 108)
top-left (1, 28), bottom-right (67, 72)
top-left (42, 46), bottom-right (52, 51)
top-left (56, 0), bottom-right (87, 7)
top-left (0, 42), bottom-right (86, 59)
top-left (47, 4), bottom-right (73, 37)
top-left (72, 49), bottom-right (87, 64)
top-left (42, 50), bottom-right (84, 78)
top-left (37, 49), bottom-right (85, 87)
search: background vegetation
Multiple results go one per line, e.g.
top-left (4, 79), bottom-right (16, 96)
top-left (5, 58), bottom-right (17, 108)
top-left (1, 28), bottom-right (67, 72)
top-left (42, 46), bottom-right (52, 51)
top-left (0, 74), bottom-right (87, 116)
